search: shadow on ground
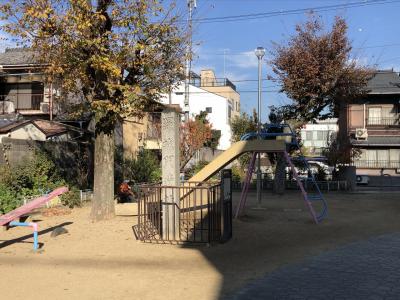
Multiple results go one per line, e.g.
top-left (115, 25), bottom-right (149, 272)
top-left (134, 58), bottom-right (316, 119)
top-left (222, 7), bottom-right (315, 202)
top-left (0, 221), bottom-right (73, 249)
top-left (182, 190), bottom-right (400, 299)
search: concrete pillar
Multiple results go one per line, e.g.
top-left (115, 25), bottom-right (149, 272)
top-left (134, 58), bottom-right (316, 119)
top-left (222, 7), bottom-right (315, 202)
top-left (161, 105), bottom-right (181, 240)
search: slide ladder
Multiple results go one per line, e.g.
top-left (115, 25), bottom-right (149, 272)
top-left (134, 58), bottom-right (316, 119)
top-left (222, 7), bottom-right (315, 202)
top-left (235, 123), bottom-right (327, 223)
top-left (282, 124), bottom-right (328, 223)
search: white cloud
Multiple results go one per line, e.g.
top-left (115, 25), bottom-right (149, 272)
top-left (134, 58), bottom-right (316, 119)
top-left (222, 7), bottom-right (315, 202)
top-left (226, 50), bottom-right (260, 69)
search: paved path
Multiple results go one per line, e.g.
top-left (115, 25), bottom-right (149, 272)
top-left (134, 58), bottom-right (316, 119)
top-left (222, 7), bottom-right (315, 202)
top-left (229, 233), bottom-right (400, 300)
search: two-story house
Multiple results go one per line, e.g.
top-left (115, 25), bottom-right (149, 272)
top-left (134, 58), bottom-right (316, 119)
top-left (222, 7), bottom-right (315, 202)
top-left (0, 48), bottom-right (59, 119)
top-left (339, 70), bottom-right (400, 176)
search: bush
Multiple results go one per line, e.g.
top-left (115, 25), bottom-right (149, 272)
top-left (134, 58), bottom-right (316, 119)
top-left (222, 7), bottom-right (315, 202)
top-left (0, 184), bottom-right (21, 214)
top-left (0, 150), bottom-right (77, 213)
top-left (115, 147), bottom-right (161, 185)
top-left (60, 188), bottom-right (82, 208)
top-left (231, 165), bottom-right (244, 182)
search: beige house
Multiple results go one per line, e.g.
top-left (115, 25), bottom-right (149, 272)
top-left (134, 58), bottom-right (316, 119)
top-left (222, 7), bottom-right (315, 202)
top-left (122, 112), bottom-right (161, 159)
top-left (195, 69), bottom-right (241, 119)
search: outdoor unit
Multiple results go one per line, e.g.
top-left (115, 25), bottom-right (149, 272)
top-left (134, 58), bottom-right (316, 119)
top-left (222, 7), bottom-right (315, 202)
top-left (355, 128), bottom-right (368, 139)
top-left (40, 102), bottom-right (49, 113)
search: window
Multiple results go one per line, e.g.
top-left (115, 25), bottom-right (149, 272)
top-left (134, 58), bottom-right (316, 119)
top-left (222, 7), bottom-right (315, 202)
top-left (368, 107), bottom-right (382, 125)
top-left (206, 107), bottom-right (212, 113)
top-left (305, 131), bottom-right (313, 140)
top-left (316, 131), bottom-right (329, 141)
top-left (228, 106), bottom-right (232, 120)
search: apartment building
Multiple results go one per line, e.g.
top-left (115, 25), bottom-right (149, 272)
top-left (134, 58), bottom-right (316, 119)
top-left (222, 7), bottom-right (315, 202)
top-left (339, 70), bottom-right (400, 176)
top-left (159, 75), bottom-right (235, 150)
top-left (300, 118), bottom-right (338, 156)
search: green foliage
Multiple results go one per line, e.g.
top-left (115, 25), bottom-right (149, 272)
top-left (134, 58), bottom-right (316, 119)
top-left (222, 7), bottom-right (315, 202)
top-left (185, 161), bottom-right (209, 179)
top-left (0, 184), bottom-right (21, 214)
top-left (10, 151), bottom-right (65, 197)
top-left (115, 147), bottom-right (161, 185)
top-left (231, 165), bottom-right (244, 182)
top-left (0, 150), bottom-right (79, 213)
top-left (60, 188), bottom-right (82, 209)
top-left (204, 130), bottom-right (221, 150)
top-left (230, 110), bottom-right (258, 142)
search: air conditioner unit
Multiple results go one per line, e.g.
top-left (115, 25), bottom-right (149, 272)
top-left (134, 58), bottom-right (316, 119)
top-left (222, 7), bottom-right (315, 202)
top-left (355, 128), bottom-right (368, 139)
top-left (40, 102), bottom-right (49, 113)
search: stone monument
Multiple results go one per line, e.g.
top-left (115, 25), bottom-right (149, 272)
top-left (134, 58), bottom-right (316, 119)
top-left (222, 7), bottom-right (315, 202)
top-left (161, 105), bottom-right (181, 240)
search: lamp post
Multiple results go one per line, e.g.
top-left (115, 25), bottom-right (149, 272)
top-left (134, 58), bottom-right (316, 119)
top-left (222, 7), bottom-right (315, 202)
top-left (255, 46), bottom-right (265, 209)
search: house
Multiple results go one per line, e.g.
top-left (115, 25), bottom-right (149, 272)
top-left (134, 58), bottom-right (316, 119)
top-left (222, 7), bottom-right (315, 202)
top-left (190, 70), bottom-right (241, 119)
top-left (159, 70), bottom-right (237, 150)
top-left (300, 118), bottom-right (338, 156)
top-left (339, 70), bottom-right (400, 176)
top-left (0, 48), bottom-right (60, 118)
top-left (0, 119), bottom-right (85, 142)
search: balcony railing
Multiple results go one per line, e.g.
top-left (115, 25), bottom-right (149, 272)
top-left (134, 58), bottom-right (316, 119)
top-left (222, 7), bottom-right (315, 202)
top-left (0, 93), bottom-right (44, 112)
top-left (352, 160), bottom-right (400, 169)
top-left (189, 78), bottom-right (237, 91)
top-left (366, 117), bottom-right (400, 126)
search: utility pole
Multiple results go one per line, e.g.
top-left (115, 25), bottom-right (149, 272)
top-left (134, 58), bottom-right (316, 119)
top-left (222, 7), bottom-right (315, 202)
top-left (184, 0), bottom-right (196, 121)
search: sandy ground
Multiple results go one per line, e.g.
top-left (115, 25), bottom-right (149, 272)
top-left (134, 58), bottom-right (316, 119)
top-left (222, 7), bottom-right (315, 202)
top-left (1, 190), bottom-right (400, 300)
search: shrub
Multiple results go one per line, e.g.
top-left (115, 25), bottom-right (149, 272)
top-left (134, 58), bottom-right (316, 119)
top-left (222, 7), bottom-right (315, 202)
top-left (0, 184), bottom-right (21, 214)
top-left (231, 165), bottom-right (244, 182)
top-left (60, 188), bottom-right (82, 208)
top-left (115, 148), bottom-right (161, 185)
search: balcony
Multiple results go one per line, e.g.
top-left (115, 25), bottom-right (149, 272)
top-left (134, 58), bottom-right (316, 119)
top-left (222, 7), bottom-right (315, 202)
top-left (352, 160), bottom-right (400, 169)
top-left (0, 93), bottom-right (44, 113)
top-left (366, 117), bottom-right (400, 126)
top-left (190, 77), bottom-right (237, 91)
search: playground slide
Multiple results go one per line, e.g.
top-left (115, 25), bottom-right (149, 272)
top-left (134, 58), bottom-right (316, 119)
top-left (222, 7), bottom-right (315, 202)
top-left (189, 139), bottom-right (286, 182)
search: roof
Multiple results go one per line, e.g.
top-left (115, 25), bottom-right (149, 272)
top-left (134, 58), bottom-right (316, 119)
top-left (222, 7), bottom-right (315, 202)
top-left (351, 136), bottom-right (400, 146)
top-left (0, 48), bottom-right (38, 66)
top-left (367, 70), bottom-right (400, 95)
top-left (0, 119), bottom-right (82, 138)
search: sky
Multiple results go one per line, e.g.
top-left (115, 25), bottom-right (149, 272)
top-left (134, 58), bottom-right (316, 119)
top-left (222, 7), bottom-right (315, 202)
top-left (172, 0), bottom-right (400, 121)
top-left (1, 0), bottom-right (399, 121)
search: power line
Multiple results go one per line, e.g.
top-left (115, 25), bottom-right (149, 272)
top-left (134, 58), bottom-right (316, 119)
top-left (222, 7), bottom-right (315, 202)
top-left (187, 0), bottom-right (400, 24)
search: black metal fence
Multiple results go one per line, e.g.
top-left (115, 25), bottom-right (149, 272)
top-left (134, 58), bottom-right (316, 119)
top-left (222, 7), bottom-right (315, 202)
top-left (134, 180), bottom-right (231, 244)
top-left (232, 179), bottom-right (348, 191)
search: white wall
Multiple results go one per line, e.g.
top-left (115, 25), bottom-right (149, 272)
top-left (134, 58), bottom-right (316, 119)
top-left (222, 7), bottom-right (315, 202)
top-left (160, 84), bottom-right (232, 150)
top-left (300, 119), bottom-right (338, 151)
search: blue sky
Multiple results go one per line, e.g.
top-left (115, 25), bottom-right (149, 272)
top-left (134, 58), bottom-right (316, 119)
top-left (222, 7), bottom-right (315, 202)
top-left (173, 0), bottom-right (400, 121)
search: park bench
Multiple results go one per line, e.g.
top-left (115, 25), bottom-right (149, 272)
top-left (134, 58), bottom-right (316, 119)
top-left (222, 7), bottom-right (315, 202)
top-left (0, 186), bottom-right (69, 250)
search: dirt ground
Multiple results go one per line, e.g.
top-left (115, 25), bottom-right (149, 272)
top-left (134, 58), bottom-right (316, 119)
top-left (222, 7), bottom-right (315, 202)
top-left (1, 190), bottom-right (400, 300)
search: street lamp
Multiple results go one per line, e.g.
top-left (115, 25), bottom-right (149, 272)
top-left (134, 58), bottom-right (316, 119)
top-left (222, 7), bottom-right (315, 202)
top-left (255, 46), bottom-right (265, 209)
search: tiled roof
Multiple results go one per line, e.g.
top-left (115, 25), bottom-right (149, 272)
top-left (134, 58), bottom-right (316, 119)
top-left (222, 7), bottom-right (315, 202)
top-left (0, 48), bottom-right (37, 66)
top-left (351, 136), bottom-right (400, 146)
top-left (0, 120), bottom-right (30, 134)
top-left (367, 71), bottom-right (400, 94)
top-left (0, 119), bottom-right (81, 138)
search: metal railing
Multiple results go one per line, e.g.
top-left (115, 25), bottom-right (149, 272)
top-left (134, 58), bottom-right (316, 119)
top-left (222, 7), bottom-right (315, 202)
top-left (352, 160), bottom-right (400, 169)
top-left (0, 93), bottom-right (44, 112)
top-left (190, 77), bottom-right (237, 91)
top-left (366, 117), bottom-right (400, 126)
top-left (134, 182), bottom-right (224, 244)
top-left (232, 179), bottom-right (349, 191)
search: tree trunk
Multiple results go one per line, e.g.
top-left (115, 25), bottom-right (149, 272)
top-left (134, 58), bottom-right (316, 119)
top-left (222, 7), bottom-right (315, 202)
top-left (273, 153), bottom-right (286, 194)
top-left (91, 131), bottom-right (115, 221)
